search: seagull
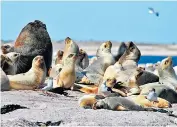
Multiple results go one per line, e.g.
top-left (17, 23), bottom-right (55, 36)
top-left (146, 88), bottom-right (158, 103)
top-left (148, 7), bottom-right (159, 17)
top-left (42, 77), bottom-right (53, 91)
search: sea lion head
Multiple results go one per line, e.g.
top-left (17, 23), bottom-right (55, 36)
top-left (106, 77), bottom-right (117, 88)
top-left (92, 100), bottom-right (106, 110)
top-left (57, 50), bottom-right (64, 59)
top-left (160, 56), bottom-right (173, 71)
top-left (64, 37), bottom-right (79, 55)
top-left (96, 41), bottom-right (112, 57)
top-left (115, 42), bottom-right (127, 61)
top-left (64, 53), bottom-right (77, 66)
top-left (6, 52), bottom-right (20, 63)
top-left (33, 55), bottom-right (46, 69)
top-left (1, 44), bottom-right (14, 54)
top-left (118, 41), bottom-right (141, 64)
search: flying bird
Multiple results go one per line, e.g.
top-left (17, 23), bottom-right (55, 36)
top-left (148, 7), bottom-right (159, 17)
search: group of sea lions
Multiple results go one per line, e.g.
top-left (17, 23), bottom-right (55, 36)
top-left (1, 20), bottom-right (177, 113)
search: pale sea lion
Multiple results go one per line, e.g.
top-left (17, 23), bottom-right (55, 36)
top-left (14, 20), bottom-right (53, 75)
top-left (55, 53), bottom-right (77, 89)
top-left (104, 41), bottom-right (159, 86)
top-left (1, 52), bottom-right (20, 75)
top-left (140, 57), bottom-right (177, 103)
top-left (62, 37), bottom-right (79, 64)
top-left (78, 41), bottom-right (115, 85)
top-left (8, 55), bottom-right (46, 90)
top-left (1, 43), bottom-right (14, 54)
top-left (1, 68), bottom-right (10, 91)
top-left (55, 50), bottom-right (63, 65)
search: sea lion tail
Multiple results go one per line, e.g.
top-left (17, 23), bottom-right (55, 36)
top-left (73, 83), bottom-right (98, 94)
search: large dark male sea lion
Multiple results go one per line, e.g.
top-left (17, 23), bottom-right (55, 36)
top-left (14, 20), bottom-right (53, 75)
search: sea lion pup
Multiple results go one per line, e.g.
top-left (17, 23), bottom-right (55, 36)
top-left (1, 52), bottom-right (20, 75)
top-left (8, 55), bottom-right (46, 90)
top-left (104, 41), bottom-right (159, 86)
top-left (78, 41), bottom-right (116, 85)
top-left (1, 43), bottom-right (14, 54)
top-left (55, 50), bottom-right (63, 65)
top-left (92, 96), bottom-right (171, 111)
top-left (62, 37), bottom-right (79, 64)
top-left (1, 68), bottom-right (10, 91)
top-left (114, 42), bottom-right (127, 61)
top-left (55, 53), bottom-right (77, 89)
top-left (14, 20), bottom-right (53, 75)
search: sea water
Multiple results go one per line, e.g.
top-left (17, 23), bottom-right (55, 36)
top-left (88, 56), bottom-right (177, 66)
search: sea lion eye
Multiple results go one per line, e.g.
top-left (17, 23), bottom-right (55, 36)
top-left (165, 60), bottom-right (168, 65)
top-left (68, 54), bottom-right (74, 58)
top-left (4, 45), bottom-right (10, 48)
top-left (104, 45), bottom-right (107, 48)
top-left (14, 54), bottom-right (18, 57)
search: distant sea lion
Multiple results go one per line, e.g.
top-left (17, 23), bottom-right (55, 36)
top-left (62, 37), bottom-right (79, 64)
top-left (1, 43), bottom-right (14, 54)
top-left (8, 55), bottom-right (46, 90)
top-left (114, 42), bottom-right (127, 61)
top-left (78, 41), bottom-right (115, 85)
top-left (1, 68), bottom-right (10, 91)
top-left (55, 53), bottom-right (77, 89)
top-left (55, 50), bottom-right (63, 65)
top-left (1, 52), bottom-right (20, 75)
top-left (14, 20), bottom-right (53, 75)
top-left (75, 49), bottom-right (89, 71)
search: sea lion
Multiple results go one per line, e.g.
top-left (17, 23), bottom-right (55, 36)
top-left (75, 49), bottom-right (89, 71)
top-left (104, 41), bottom-right (159, 86)
top-left (14, 20), bottom-right (53, 75)
top-left (55, 50), bottom-right (63, 65)
top-left (78, 41), bottom-right (115, 85)
top-left (1, 52), bottom-right (20, 75)
top-left (158, 56), bottom-right (177, 88)
top-left (55, 53), bottom-right (77, 89)
top-left (1, 43), bottom-right (14, 54)
top-left (1, 68), bottom-right (10, 91)
top-left (8, 55), bottom-right (46, 90)
top-left (62, 37), bottom-right (79, 64)
top-left (114, 42), bottom-right (127, 61)
top-left (92, 96), bottom-right (171, 111)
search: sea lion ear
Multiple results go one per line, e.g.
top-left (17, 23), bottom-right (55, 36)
top-left (65, 37), bottom-right (71, 44)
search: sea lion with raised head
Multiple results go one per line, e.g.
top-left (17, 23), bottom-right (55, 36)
top-left (1, 52), bottom-right (20, 75)
top-left (55, 53), bottom-right (77, 89)
top-left (1, 43), bottom-right (14, 54)
top-left (14, 20), bottom-right (53, 75)
top-left (8, 55), bottom-right (46, 90)
top-left (140, 57), bottom-right (177, 103)
top-left (55, 50), bottom-right (63, 65)
top-left (104, 41), bottom-right (159, 86)
top-left (78, 41), bottom-right (115, 85)
top-left (62, 37), bottom-right (79, 64)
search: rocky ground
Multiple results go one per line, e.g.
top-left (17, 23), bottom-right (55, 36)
top-left (1, 90), bottom-right (177, 126)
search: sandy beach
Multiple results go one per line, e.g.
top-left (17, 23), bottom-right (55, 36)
top-left (1, 90), bottom-right (177, 126)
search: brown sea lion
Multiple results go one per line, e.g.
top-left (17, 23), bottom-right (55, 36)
top-left (55, 50), bottom-right (63, 65)
top-left (8, 55), bottom-right (46, 90)
top-left (14, 20), bottom-right (53, 75)
top-left (55, 53), bottom-right (77, 89)
top-left (62, 37), bottom-right (79, 64)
